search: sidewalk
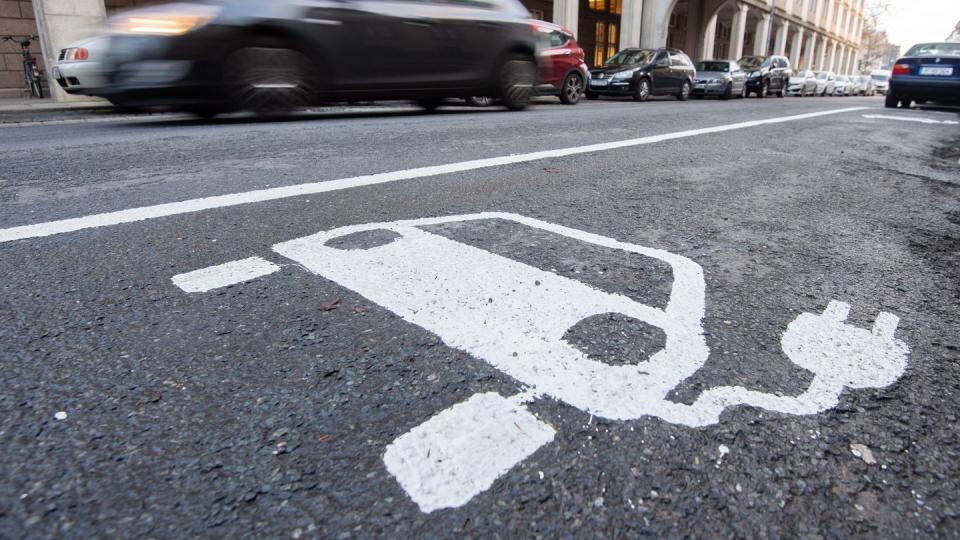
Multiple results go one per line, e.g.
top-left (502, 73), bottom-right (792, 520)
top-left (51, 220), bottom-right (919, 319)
top-left (0, 96), bottom-right (111, 113)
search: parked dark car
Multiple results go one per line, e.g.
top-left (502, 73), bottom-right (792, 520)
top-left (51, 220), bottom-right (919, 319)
top-left (885, 42), bottom-right (960, 108)
top-left (95, 0), bottom-right (540, 116)
top-left (586, 47), bottom-right (696, 102)
top-left (692, 59), bottom-right (747, 99)
top-left (738, 55), bottom-right (792, 98)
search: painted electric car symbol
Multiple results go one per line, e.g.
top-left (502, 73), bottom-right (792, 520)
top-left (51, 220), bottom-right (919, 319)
top-left (172, 213), bottom-right (910, 513)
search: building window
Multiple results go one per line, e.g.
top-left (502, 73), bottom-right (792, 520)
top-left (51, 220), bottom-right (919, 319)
top-left (608, 23), bottom-right (618, 58)
top-left (588, 0), bottom-right (606, 11)
top-left (610, 0), bottom-right (622, 15)
top-left (595, 21), bottom-right (607, 65)
top-left (589, 0), bottom-right (620, 14)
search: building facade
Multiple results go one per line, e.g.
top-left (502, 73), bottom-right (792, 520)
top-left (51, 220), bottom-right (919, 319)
top-left (527, 0), bottom-right (865, 74)
top-left (1, 0), bottom-right (865, 100)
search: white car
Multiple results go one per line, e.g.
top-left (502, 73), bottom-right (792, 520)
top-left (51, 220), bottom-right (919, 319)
top-left (871, 69), bottom-right (891, 94)
top-left (787, 70), bottom-right (818, 96)
top-left (54, 35), bottom-right (110, 96)
top-left (814, 70), bottom-right (836, 96)
top-left (833, 75), bottom-right (850, 96)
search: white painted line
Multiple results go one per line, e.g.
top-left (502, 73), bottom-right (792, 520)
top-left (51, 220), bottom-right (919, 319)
top-left (171, 256), bottom-right (280, 293)
top-left (0, 107), bottom-right (868, 244)
top-left (383, 392), bottom-right (555, 513)
top-left (862, 114), bottom-right (960, 125)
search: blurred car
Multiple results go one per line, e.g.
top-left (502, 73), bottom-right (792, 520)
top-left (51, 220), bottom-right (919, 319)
top-left (587, 47), bottom-right (696, 102)
top-left (54, 35), bottom-right (110, 96)
top-left (833, 75), bottom-right (850, 96)
top-left (871, 69), bottom-right (890, 94)
top-left (533, 20), bottom-right (589, 105)
top-left (96, 0), bottom-right (539, 116)
top-left (787, 69), bottom-right (817, 96)
top-left (886, 42), bottom-right (960, 108)
top-left (814, 70), bottom-right (836, 96)
top-left (738, 54), bottom-right (791, 98)
top-left (854, 75), bottom-right (875, 96)
top-left (691, 59), bottom-right (746, 99)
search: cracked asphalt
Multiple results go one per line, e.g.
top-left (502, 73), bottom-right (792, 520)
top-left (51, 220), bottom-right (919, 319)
top-left (1, 96), bottom-right (959, 538)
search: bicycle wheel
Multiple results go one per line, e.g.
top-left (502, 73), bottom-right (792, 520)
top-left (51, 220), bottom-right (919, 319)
top-left (30, 77), bottom-right (43, 98)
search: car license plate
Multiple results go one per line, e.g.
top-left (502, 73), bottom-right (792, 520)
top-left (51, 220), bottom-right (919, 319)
top-left (919, 66), bottom-right (953, 76)
top-left (694, 83), bottom-right (705, 89)
top-left (591, 79), bottom-right (608, 87)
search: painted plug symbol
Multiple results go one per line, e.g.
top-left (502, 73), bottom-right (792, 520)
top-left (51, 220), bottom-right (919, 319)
top-left (782, 300), bottom-right (908, 391)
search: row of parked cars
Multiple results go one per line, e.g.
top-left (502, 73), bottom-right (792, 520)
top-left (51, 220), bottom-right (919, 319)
top-left (53, 0), bottom-right (894, 117)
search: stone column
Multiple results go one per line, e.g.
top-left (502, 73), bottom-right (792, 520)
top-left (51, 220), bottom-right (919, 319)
top-left (753, 13), bottom-right (771, 55)
top-left (701, 14), bottom-right (717, 60)
top-left (729, 3), bottom-right (750, 60)
top-left (815, 36), bottom-right (827, 70)
top-left (826, 40), bottom-right (836, 72)
top-left (32, 0), bottom-right (107, 102)
top-left (619, 0), bottom-right (644, 49)
top-left (553, 0), bottom-right (580, 39)
top-left (790, 26), bottom-right (805, 68)
top-left (774, 21), bottom-right (789, 55)
top-left (639, 0), bottom-right (670, 48)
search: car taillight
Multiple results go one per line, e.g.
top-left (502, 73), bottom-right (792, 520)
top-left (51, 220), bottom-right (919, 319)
top-left (892, 63), bottom-right (912, 76)
top-left (74, 48), bottom-right (89, 61)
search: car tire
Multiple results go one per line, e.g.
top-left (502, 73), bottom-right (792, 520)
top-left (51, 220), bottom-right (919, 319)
top-left (466, 96), bottom-right (494, 107)
top-left (777, 81), bottom-right (785, 97)
top-left (498, 54), bottom-right (537, 111)
top-left (757, 80), bottom-right (768, 98)
top-left (559, 72), bottom-right (583, 105)
top-left (899, 97), bottom-right (913, 109)
top-left (884, 94), bottom-right (898, 108)
top-left (224, 41), bottom-right (320, 114)
top-left (720, 82), bottom-right (732, 100)
top-left (633, 78), bottom-right (651, 102)
top-left (677, 80), bottom-right (691, 101)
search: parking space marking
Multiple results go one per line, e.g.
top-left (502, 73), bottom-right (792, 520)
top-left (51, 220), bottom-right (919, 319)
top-left (174, 212), bottom-right (910, 513)
top-left (171, 257), bottom-right (280, 293)
top-left (862, 114), bottom-right (960, 125)
top-left (383, 392), bottom-right (555, 513)
top-left (0, 107), bottom-right (867, 245)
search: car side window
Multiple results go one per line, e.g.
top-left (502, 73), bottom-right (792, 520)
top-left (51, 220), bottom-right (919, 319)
top-left (549, 30), bottom-right (569, 47)
top-left (655, 51), bottom-right (669, 66)
top-left (669, 53), bottom-right (685, 67)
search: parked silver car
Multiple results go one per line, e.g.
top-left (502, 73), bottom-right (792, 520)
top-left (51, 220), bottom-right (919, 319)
top-left (854, 75), bottom-right (876, 96)
top-left (871, 69), bottom-right (890, 94)
top-left (814, 71), bottom-right (836, 96)
top-left (833, 76), bottom-right (851, 96)
top-left (787, 69), bottom-right (818, 96)
top-left (692, 60), bottom-right (748, 99)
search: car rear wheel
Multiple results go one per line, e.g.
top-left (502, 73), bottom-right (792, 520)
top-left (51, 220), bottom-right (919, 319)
top-left (899, 97), bottom-right (913, 109)
top-left (757, 80), bottom-right (768, 98)
top-left (677, 80), bottom-right (691, 101)
top-left (225, 43), bottom-right (320, 114)
top-left (884, 94), bottom-right (898, 108)
top-left (777, 82), bottom-right (785, 97)
top-left (633, 78), bottom-right (651, 102)
top-left (466, 96), bottom-right (494, 107)
top-left (498, 55), bottom-right (537, 110)
top-left (559, 72), bottom-right (583, 105)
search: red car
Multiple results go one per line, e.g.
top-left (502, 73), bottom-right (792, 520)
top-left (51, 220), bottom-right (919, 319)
top-left (468, 20), bottom-right (587, 106)
top-left (533, 20), bottom-right (589, 105)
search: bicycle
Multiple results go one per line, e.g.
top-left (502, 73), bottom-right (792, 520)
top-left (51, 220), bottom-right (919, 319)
top-left (2, 35), bottom-right (44, 98)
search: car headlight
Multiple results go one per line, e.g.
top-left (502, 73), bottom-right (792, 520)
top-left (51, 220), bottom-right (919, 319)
top-left (612, 70), bottom-right (633, 80)
top-left (109, 3), bottom-right (222, 36)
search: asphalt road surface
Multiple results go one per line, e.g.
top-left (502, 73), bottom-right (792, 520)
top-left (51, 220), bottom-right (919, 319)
top-left (1, 96), bottom-right (959, 538)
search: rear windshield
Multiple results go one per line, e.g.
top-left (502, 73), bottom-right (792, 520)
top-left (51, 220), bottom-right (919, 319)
top-left (905, 42), bottom-right (960, 57)
top-left (605, 49), bottom-right (656, 66)
top-left (697, 61), bottom-right (730, 72)
top-left (738, 56), bottom-right (764, 69)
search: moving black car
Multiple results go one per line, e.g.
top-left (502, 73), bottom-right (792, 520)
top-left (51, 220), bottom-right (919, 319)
top-left (738, 55), bottom-right (792, 98)
top-left (96, 0), bottom-right (539, 116)
top-left (885, 42), bottom-right (960, 108)
top-left (586, 48), bottom-right (696, 102)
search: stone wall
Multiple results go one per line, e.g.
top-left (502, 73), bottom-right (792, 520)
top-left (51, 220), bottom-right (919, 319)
top-left (0, 0), bottom-right (40, 98)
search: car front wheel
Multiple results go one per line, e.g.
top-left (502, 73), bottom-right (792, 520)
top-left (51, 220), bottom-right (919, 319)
top-left (634, 78), bottom-right (651, 102)
top-left (498, 55), bottom-right (537, 111)
top-left (757, 80), bottom-right (768, 98)
top-left (559, 72), bottom-right (584, 105)
top-left (884, 94), bottom-right (898, 108)
top-left (225, 42), bottom-right (319, 113)
top-left (678, 80), bottom-right (691, 101)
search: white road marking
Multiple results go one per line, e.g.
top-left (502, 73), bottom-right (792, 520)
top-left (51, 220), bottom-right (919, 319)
top-left (0, 107), bottom-right (867, 244)
top-left (383, 392), bottom-right (555, 513)
top-left (265, 213), bottom-right (908, 510)
top-left (862, 114), bottom-right (960, 125)
top-left (171, 256), bottom-right (280, 293)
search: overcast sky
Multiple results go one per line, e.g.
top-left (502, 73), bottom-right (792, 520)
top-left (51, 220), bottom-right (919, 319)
top-left (878, 0), bottom-right (960, 52)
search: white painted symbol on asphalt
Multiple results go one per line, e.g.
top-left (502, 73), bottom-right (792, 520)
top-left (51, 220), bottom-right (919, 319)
top-left (171, 213), bottom-right (910, 513)
top-left (862, 114), bottom-right (960, 125)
